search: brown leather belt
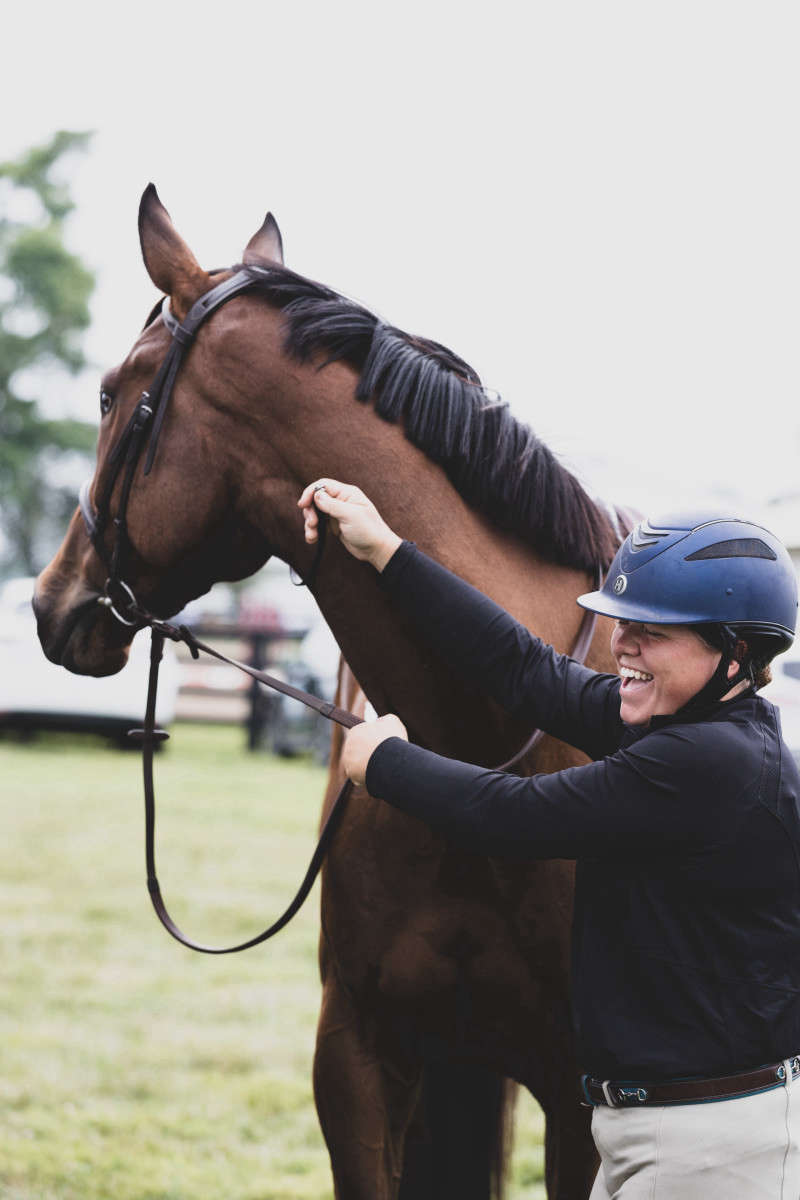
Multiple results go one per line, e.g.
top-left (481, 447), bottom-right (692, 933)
top-left (582, 1055), bottom-right (800, 1108)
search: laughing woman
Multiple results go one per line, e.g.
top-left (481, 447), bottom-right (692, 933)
top-left (299, 479), bottom-right (800, 1200)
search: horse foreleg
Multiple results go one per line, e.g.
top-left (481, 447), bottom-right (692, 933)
top-left (528, 988), bottom-right (598, 1200)
top-left (539, 1082), bottom-right (597, 1200)
top-left (314, 974), bottom-right (422, 1200)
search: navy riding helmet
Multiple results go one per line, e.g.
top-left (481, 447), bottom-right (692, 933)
top-left (578, 512), bottom-right (798, 708)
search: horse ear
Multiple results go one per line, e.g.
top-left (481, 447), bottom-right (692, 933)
top-left (243, 212), bottom-right (284, 265)
top-left (138, 184), bottom-right (210, 312)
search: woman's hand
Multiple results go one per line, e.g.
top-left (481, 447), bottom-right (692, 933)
top-left (298, 479), bottom-right (402, 571)
top-left (342, 714), bottom-right (408, 786)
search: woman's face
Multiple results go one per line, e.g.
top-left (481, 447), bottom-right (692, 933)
top-left (610, 620), bottom-right (732, 725)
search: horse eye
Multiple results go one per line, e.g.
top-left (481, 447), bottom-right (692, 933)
top-left (100, 390), bottom-right (114, 416)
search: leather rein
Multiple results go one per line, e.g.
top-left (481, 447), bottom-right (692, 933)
top-left (78, 266), bottom-right (606, 954)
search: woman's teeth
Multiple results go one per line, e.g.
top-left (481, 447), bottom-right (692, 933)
top-left (620, 666), bottom-right (654, 682)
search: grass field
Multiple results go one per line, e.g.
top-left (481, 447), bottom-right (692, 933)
top-left (1, 724), bottom-right (546, 1199)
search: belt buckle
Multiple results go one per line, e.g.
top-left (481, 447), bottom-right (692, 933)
top-left (602, 1080), bottom-right (648, 1107)
top-left (778, 1056), bottom-right (800, 1085)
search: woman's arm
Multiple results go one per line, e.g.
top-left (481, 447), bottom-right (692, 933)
top-left (379, 540), bottom-right (622, 758)
top-left (299, 480), bottom-right (622, 760)
top-left (361, 725), bottom-right (750, 861)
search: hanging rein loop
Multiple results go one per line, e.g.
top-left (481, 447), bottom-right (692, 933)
top-left (137, 625), bottom-right (362, 954)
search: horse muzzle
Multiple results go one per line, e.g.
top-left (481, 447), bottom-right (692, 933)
top-left (33, 571), bottom-right (134, 676)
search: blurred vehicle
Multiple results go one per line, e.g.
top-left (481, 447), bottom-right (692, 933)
top-left (0, 577), bottom-right (179, 746)
top-left (762, 646), bottom-right (800, 765)
top-left (263, 620), bottom-right (341, 763)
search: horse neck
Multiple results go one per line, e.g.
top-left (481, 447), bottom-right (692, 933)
top-left (228, 326), bottom-right (606, 761)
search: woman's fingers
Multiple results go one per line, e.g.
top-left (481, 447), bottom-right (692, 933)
top-left (312, 489), bottom-right (359, 520)
top-left (298, 481), bottom-right (323, 508)
top-left (299, 479), bottom-right (345, 543)
top-left (303, 509), bottom-right (318, 543)
top-left (298, 478), bottom-right (360, 508)
top-left (342, 714), bottom-right (409, 786)
top-left (297, 479), bottom-right (399, 566)
top-left (300, 491), bottom-right (320, 543)
top-left (299, 479), bottom-right (364, 543)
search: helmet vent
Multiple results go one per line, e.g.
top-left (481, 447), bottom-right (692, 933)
top-left (685, 538), bottom-right (777, 562)
top-left (630, 520), bottom-right (671, 552)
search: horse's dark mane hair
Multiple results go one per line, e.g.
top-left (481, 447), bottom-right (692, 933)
top-left (234, 261), bottom-right (617, 571)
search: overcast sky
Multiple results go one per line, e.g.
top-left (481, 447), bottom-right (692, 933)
top-left (3, 1), bottom-right (798, 532)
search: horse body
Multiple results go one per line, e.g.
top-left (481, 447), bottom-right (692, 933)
top-left (34, 189), bottom-right (618, 1198)
top-left (316, 673), bottom-right (586, 1199)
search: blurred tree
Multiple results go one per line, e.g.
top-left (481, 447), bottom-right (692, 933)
top-left (0, 130), bottom-right (95, 577)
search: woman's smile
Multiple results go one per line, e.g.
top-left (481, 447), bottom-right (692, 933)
top-left (619, 665), bottom-right (654, 685)
top-left (611, 620), bottom-right (725, 724)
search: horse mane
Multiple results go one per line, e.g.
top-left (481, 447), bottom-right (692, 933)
top-left (234, 261), bottom-right (618, 572)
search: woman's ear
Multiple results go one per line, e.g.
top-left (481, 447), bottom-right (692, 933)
top-left (727, 639), bottom-right (749, 679)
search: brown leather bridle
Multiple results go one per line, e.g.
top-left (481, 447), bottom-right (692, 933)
top-left (79, 268), bottom-right (267, 622)
top-left (78, 268), bottom-right (608, 954)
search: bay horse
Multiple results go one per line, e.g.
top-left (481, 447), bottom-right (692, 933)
top-left (34, 187), bottom-right (620, 1199)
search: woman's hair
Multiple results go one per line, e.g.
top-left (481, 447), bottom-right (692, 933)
top-left (691, 624), bottom-right (773, 689)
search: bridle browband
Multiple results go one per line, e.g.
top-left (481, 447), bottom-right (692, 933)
top-left (77, 266), bottom-right (609, 954)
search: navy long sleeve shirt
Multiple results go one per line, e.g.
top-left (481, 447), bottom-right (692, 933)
top-left (365, 541), bottom-right (800, 1081)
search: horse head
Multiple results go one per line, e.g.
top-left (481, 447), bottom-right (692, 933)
top-left (34, 186), bottom-right (291, 676)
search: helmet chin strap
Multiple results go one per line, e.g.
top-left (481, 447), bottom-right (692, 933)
top-left (676, 625), bottom-right (754, 718)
